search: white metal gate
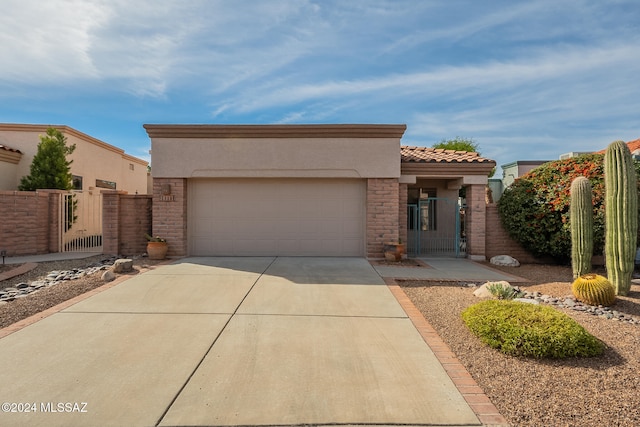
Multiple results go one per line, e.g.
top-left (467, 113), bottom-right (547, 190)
top-left (59, 191), bottom-right (103, 252)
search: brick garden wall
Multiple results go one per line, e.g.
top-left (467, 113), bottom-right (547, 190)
top-left (0, 190), bottom-right (61, 256)
top-left (485, 204), bottom-right (543, 264)
top-left (102, 192), bottom-right (153, 256)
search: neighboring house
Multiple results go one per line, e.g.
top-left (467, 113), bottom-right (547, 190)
top-left (0, 144), bottom-right (23, 190)
top-left (487, 160), bottom-right (551, 202)
top-left (0, 123), bottom-right (149, 253)
top-left (625, 138), bottom-right (640, 155)
top-left (145, 124), bottom-right (495, 260)
top-left (0, 123), bottom-right (149, 194)
top-left (500, 160), bottom-right (550, 188)
top-left (596, 138), bottom-right (640, 157)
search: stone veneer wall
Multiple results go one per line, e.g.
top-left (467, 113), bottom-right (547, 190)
top-left (366, 178), bottom-right (399, 258)
top-left (0, 190), bottom-right (61, 256)
top-left (152, 178), bottom-right (188, 257)
top-left (102, 192), bottom-right (152, 256)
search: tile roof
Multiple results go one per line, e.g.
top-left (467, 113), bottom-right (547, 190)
top-left (626, 138), bottom-right (640, 154)
top-left (0, 144), bottom-right (22, 154)
top-left (401, 146), bottom-right (493, 163)
top-left (596, 138), bottom-right (640, 154)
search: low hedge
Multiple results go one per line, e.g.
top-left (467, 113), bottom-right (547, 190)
top-left (461, 300), bottom-right (604, 358)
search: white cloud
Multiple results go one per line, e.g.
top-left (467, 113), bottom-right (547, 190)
top-left (210, 40), bottom-right (640, 117)
top-left (0, 0), bottom-right (107, 82)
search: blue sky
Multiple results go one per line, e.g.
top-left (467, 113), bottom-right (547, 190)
top-left (1, 0), bottom-right (639, 171)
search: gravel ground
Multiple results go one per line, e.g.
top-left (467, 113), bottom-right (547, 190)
top-left (0, 255), bottom-right (163, 329)
top-left (401, 263), bottom-right (640, 427)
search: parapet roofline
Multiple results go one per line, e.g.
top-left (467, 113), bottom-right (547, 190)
top-left (143, 124), bottom-right (407, 139)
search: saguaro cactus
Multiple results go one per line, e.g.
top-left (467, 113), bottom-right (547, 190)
top-left (604, 140), bottom-right (638, 296)
top-left (570, 176), bottom-right (593, 278)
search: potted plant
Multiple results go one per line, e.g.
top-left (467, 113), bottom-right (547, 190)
top-left (145, 233), bottom-right (168, 260)
top-left (383, 239), bottom-right (405, 262)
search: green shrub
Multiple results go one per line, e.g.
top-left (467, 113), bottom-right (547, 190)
top-left (461, 300), bottom-right (604, 358)
top-left (486, 282), bottom-right (523, 300)
top-left (498, 154), bottom-right (640, 262)
top-left (497, 154), bottom-right (605, 262)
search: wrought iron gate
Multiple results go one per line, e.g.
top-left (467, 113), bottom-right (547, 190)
top-left (58, 191), bottom-right (103, 252)
top-left (407, 197), bottom-right (465, 257)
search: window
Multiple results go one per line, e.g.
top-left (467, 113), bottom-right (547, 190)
top-left (420, 200), bottom-right (437, 231)
top-left (95, 179), bottom-right (116, 190)
top-left (129, 163), bottom-right (134, 171)
top-left (407, 187), bottom-right (437, 231)
top-left (72, 175), bottom-right (83, 190)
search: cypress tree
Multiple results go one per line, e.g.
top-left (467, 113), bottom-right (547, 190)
top-left (19, 127), bottom-right (76, 191)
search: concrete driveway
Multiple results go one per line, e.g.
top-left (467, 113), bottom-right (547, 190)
top-left (0, 257), bottom-right (485, 427)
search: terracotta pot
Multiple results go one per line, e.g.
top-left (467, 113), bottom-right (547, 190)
top-left (383, 243), bottom-right (405, 261)
top-left (147, 242), bottom-right (168, 260)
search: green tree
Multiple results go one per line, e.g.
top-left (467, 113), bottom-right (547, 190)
top-left (432, 136), bottom-right (479, 152)
top-left (19, 127), bottom-right (76, 190)
top-left (433, 136), bottom-right (495, 178)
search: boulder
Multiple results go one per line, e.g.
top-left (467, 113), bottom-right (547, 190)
top-left (101, 270), bottom-right (116, 282)
top-left (490, 255), bottom-right (520, 267)
top-left (113, 259), bottom-right (134, 273)
top-left (473, 280), bottom-right (513, 298)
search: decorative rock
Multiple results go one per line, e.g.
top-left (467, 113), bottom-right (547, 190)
top-left (473, 284), bottom-right (494, 298)
top-left (490, 255), bottom-right (520, 267)
top-left (113, 259), bottom-right (134, 274)
top-left (101, 270), bottom-right (116, 282)
top-left (514, 298), bottom-right (539, 305)
top-left (473, 281), bottom-right (513, 298)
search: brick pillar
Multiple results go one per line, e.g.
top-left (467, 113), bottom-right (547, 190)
top-left (465, 184), bottom-right (487, 261)
top-left (399, 183), bottom-right (408, 245)
top-left (101, 191), bottom-right (121, 255)
top-left (153, 178), bottom-right (187, 257)
top-left (366, 178), bottom-right (399, 258)
top-left (118, 195), bottom-right (153, 256)
top-left (47, 191), bottom-right (62, 253)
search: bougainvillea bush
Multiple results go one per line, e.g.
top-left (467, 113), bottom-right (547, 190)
top-left (497, 154), bottom-right (606, 262)
top-left (498, 154), bottom-right (640, 262)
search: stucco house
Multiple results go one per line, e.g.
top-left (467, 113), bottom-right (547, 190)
top-left (0, 123), bottom-right (149, 194)
top-left (0, 123), bottom-right (149, 253)
top-left (145, 124), bottom-right (495, 260)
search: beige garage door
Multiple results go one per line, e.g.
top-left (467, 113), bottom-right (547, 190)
top-left (189, 179), bottom-right (365, 256)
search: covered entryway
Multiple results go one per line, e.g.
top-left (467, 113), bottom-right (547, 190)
top-left (189, 178), bottom-right (365, 256)
top-left (400, 146), bottom-right (495, 261)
